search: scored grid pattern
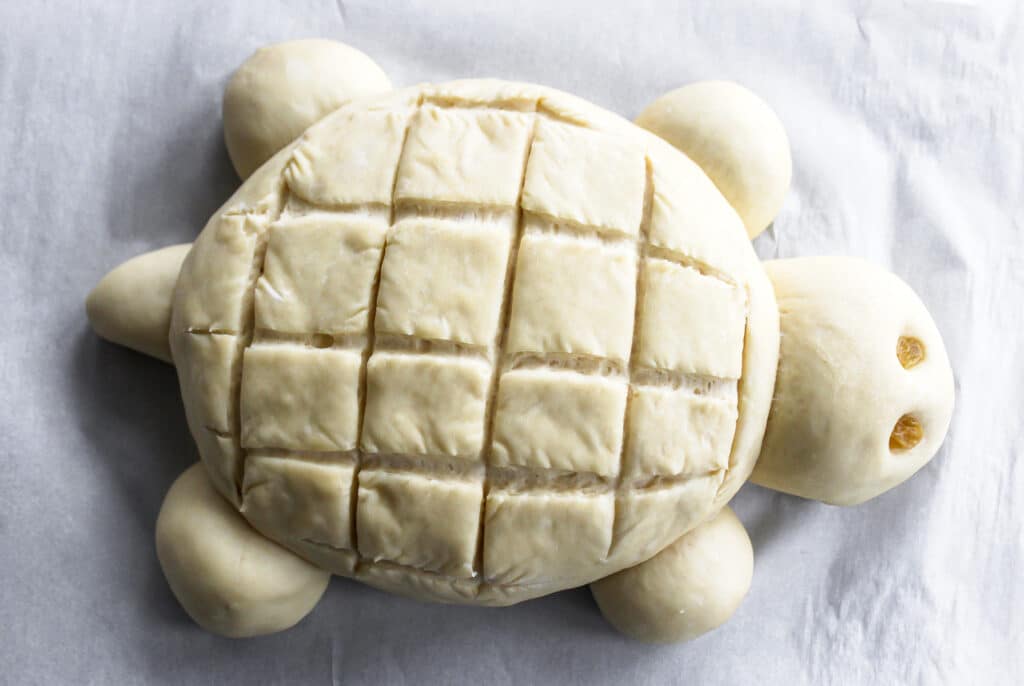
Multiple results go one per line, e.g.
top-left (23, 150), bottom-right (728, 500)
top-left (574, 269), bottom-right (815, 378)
top-left (223, 95), bottom-right (747, 588)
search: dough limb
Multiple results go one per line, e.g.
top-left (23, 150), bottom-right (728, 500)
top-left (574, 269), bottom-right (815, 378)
top-left (591, 507), bottom-right (753, 643)
top-left (156, 464), bottom-right (330, 637)
top-left (223, 39), bottom-right (392, 179)
top-left (86, 243), bottom-right (191, 363)
top-left (636, 81), bottom-right (791, 239)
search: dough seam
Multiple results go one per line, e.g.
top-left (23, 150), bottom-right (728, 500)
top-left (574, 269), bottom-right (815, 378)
top-left (350, 101), bottom-right (422, 563)
top-left (474, 110), bottom-right (541, 579)
top-left (607, 157), bottom-right (655, 556)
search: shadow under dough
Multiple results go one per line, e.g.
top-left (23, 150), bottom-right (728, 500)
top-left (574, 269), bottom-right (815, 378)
top-left (70, 324), bottom-right (196, 629)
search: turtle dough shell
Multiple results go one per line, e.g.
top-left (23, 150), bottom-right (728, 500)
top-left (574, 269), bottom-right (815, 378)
top-left (168, 80), bottom-right (779, 606)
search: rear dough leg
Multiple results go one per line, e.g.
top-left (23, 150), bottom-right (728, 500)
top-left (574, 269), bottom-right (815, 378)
top-left (156, 463), bottom-right (330, 637)
top-left (591, 506), bottom-right (753, 643)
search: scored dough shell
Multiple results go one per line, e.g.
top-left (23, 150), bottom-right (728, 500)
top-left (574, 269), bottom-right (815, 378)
top-left (170, 79), bottom-right (780, 605)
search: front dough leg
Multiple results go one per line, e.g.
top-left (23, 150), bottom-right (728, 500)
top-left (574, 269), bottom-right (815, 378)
top-left (155, 464), bottom-right (330, 637)
top-left (591, 507), bottom-right (753, 643)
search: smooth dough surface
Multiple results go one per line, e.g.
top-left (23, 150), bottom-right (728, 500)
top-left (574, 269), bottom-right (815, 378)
top-left (155, 464), bottom-right (330, 637)
top-left (224, 39), bottom-right (392, 179)
top-left (636, 81), bottom-right (792, 239)
top-left (751, 257), bottom-right (955, 505)
top-left (86, 243), bottom-right (191, 363)
top-left (591, 506), bottom-right (753, 643)
top-left (170, 79), bottom-right (780, 606)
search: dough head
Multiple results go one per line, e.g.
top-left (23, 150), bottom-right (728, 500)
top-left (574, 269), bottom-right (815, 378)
top-left (156, 463), bottom-right (330, 637)
top-left (635, 81), bottom-right (791, 239)
top-left (591, 506), bottom-right (753, 643)
top-left (751, 257), bottom-right (955, 505)
top-left (223, 39), bottom-right (392, 179)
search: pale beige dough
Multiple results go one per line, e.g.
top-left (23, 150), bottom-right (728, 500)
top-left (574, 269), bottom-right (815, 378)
top-left (224, 39), bottom-right (392, 179)
top-left (374, 216), bottom-right (514, 347)
top-left (83, 74), bottom-right (964, 646)
top-left (156, 464), bottom-right (330, 637)
top-left (490, 367), bottom-right (627, 477)
top-left (356, 469), bottom-right (483, 578)
top-left (506, 229), bottom-right (638, 362)
top-left (242, 455), bottom-right (357, 549)
top-left (85, 243), bottom-right (191, 363)
top-left (592, 506), bottom-right (753, 643)
top-left (636, 81), bottom-right (792, 239)
top-left (634, 258), bottom-right (747, 378)
top-left (254, 214), bottom-right (387, 335)
top-left (240, 345), bottom-right (363, 452)
top-left (395, 106), bottom-right (534, 206)
top-left (360, 352), bottom-right (492, 460)
top-left (751, 257), bottom-right (955, 505)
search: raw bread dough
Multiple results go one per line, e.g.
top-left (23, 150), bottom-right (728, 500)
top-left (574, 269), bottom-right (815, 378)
top-left (87, 68), bottom-right (956, 642)
top-left (85, 243), bottom-right (191, 363)
top-left (223, 39), bottom-right (391, 179)
top-left (591, 507), bottom-right (754, 643)
top-left (172, 80), bottom-right (778, 602)
top-left (751, 257), bottom-right (955, 505)
top-left (636, 81), bottom-right (791, 239)
top-left (155, 464), bottom-right (330, 637)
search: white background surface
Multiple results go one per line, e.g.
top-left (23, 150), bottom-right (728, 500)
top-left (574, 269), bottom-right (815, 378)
top-left (1, 1), bottom-right (1021, 684)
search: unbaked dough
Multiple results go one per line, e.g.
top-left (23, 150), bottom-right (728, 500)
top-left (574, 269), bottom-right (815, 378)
top-left (223, 39), bottom-right (391, 179)
top-left (751, 257), bottom-right (955, 505)
top-left (85, 43), bottom-right (956, 642)
top-left (591, 507), bottom-right (754, 643)
top-left (636, 81), bottom-right (792, 239)
top-left (156, 464), bottom-right (329, 637)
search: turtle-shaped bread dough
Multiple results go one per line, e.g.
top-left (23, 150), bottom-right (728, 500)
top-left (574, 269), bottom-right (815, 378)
top-left (86, 40), bottom-right (955, 642)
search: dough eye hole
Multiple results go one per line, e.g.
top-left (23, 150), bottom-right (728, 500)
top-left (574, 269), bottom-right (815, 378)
top-left (310, 334), bottom-right (334, 349)
top-left (897, 336), bottom-right (925, 369)
top-left (890, 414), bottom-right (923, 452)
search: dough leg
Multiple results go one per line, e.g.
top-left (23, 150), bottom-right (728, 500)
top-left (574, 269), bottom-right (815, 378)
top-left (223, 39), bottom-right (393, 179)
top-left (636, 81), bottom-right (791, 239)
top-left (156, 464), bottom-right (330, 637)
top-left (590, 507), bottom-right (753, 643)
top-left (86, 243), bottom-right (191, 363)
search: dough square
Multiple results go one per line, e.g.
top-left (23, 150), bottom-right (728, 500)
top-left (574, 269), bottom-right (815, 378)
top-left (174, 214), bottom-right (265, 332)
top-left (175, 332), bottom-right (238, 433)
top-left (394, 106), bottom-right (533, 206)
top-left (521, 120), bottom-right (645, 237)
top-left (255, 214), bottom-right (387, 336)
top-left (356, 469), bottom-right (483, 578)
top-left (623, 386), bottom-right (738, 478)
top-left (490, 368), bottom-right (627, 478)
top-left (483, 489), bottom-right (614, 585)
top-left (374, 217), bottom-right (513, 346)
top-left (646, 148), bottom-right (746, 277)
top-left (284, 109), bottom-right (413, 206)
top-left (609, 474), bottom-right (721, 561)
top-left (240, 346), bottom-right (362, 451)
top-left (360, 352), bottom-right (491, 460)
top-left (635, 259), bottom-right (747, 378)
top-left (506, 230), bottom-right (637, 361)
top-left (242, 456), bottom-right (357, 550)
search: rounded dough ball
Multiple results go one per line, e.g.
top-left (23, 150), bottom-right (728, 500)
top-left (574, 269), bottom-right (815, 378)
top-left (223, 39), bottom-right (392, 179)
top-left (751, 257), bottom-right (955, 505)
top-left (636, 81), bottom-right (791, 239)
top-left (155, 464), bottom-right (330, 637)
top-left (591, 507), bottom-right (753, 643)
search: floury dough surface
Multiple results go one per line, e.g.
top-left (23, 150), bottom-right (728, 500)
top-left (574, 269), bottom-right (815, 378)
top-left (1, 1), bottom-right (1021, 684)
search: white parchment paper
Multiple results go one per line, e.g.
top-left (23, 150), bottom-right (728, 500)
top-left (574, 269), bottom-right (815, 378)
top-left (1, 1), bottom-right (1021, 684)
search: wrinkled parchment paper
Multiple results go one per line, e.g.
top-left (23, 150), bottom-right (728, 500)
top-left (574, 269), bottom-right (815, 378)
top-left (1, 1), bottom-right (1021, 684)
